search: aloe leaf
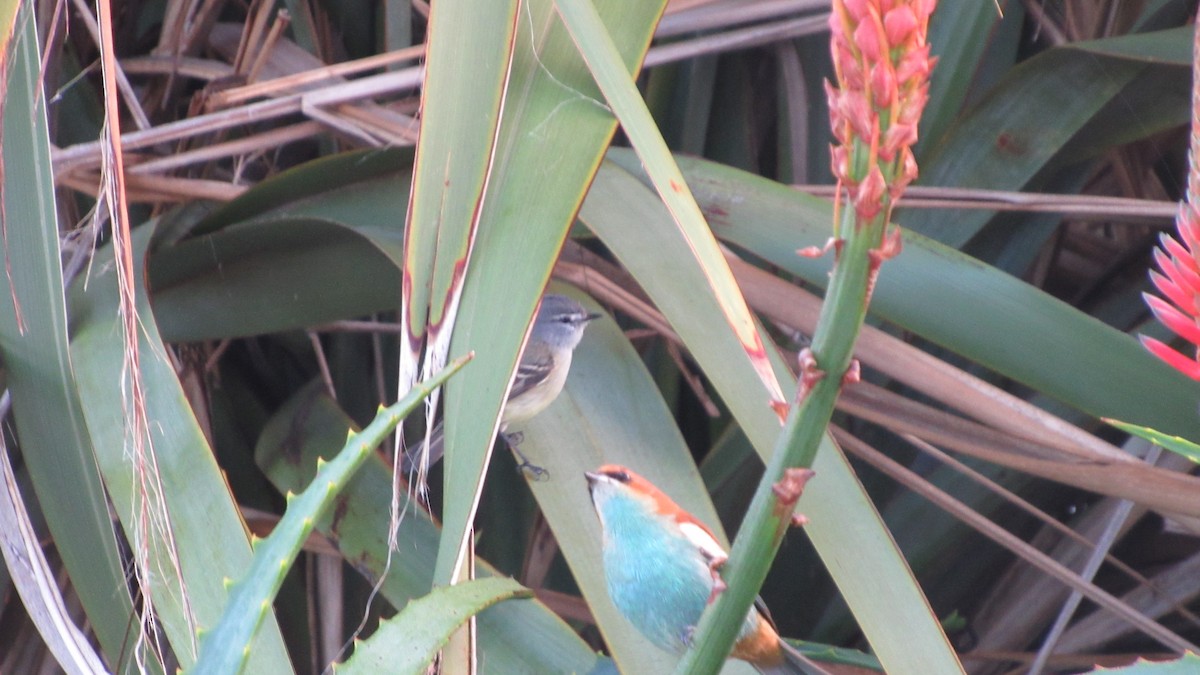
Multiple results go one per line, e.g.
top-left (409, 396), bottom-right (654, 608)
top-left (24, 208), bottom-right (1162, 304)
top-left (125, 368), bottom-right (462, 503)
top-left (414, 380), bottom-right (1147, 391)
top-left (336, 578), bottom-right (530, 675)
top-left (189, 356), bottom-right (470, 674)
top-left (255, 384), bottom-right (609, 674)
top-left (1106, 420), bottom-right (1200, 465)
top-left (1099, 653), bottom-right (1200, 673)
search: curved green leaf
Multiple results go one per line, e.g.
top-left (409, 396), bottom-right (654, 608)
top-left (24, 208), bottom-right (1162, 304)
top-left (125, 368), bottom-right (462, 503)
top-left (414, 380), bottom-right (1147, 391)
top-left (631, 150), bottom-right (1200, 444)
top-left (512, 287), bottom-right (752, 674)
top-left (0, 12), bottom-right (146, 671)
top-left (580, 162), bottom-right (959, 674)
top-left (150, 218), bottom-right (401, 341)
top-left (912, 31), bottom-right (1189, 248)
top-left (434, 0), bottom-right (666, 585)
top-left (255, 384), bottom-right (608, 674)
top-left (336, 578), bottom-right (531, 675)
top-left (190, 356), bottom-right (469, 674)
top-left (70, 226), bottom-right (293, 673)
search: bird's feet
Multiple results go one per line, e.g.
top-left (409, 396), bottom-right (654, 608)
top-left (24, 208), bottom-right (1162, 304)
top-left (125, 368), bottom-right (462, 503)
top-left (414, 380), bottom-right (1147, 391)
top-left (502, 433), bottom-right (549, 481)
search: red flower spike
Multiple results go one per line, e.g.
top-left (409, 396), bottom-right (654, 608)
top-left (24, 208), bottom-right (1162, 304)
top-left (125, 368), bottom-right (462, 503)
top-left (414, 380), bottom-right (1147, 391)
top-left (854, 19), bottom-right (883, 63)
top-left (1150, 270), bottom-right (1194, 313)
top-left (1176, 205), bottom-right (1200, 251)
top-left (871, 63), bottom-right (897, 109)
top-left (1146, 294), bottom-right (1200, 346)
top-left (1141, 335), bottom-right (1200, 380)
top-left (827, 0), bottom-right (933, 227)
top-left (1157, 246), bottom-right (1200, 298)
top-left (884, 6), bottom-right (919, 44)
top-left (1160, 233), bottom-right (1193, 270)
top-left (854, 166), bottom-right (887, 220)
top-left (843, 0), bottom-right (871, 22)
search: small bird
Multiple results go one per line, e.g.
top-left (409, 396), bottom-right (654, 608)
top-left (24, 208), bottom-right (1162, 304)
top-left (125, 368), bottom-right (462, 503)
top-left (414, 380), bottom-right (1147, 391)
top-left (404, 294), bottom-right (600, 475)
top-left (585, 465), bottom-right (829, 675)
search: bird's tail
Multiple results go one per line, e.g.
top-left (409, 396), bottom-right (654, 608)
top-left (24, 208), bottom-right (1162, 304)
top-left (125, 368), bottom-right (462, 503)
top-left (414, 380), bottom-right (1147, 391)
top-left (755, 639), bottom-right (833, 675)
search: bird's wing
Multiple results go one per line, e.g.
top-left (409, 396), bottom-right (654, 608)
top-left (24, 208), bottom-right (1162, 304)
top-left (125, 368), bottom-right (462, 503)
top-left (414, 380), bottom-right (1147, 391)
top-left (676, 516), bottom-right (729, 567)
top-left (508, 348), bottom-right (555, 400)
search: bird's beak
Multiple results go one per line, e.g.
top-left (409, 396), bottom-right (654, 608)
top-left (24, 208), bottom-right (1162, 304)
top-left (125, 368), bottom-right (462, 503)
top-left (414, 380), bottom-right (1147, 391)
top-left (583, 470), bottom-right (609, 497)
top-left (584, 312), bottom-right (602, 322)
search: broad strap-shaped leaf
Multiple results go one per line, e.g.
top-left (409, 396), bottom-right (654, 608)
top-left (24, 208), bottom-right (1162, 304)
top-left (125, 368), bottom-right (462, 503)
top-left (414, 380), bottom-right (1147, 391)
top-left (70, 226), bottom-right (293, 673)
top-left (433, 0), bottom-right (666, 586)
top-left (399, 0), bottom-right (519, 520)
top-left (580, 162), bottom-right (960, 674)
top-left (645, 151), bottom-right (1200, 443)
top-left (0, 432), bottom-right (108, 673)
top-left (555, 0), bottom-right (787, 416)
top-left (912, 27), bottom-right (1189, 248)
top-left (150, 217), bottom-right (402, 341)
top-left (0, 10), bottom-right (147, 671)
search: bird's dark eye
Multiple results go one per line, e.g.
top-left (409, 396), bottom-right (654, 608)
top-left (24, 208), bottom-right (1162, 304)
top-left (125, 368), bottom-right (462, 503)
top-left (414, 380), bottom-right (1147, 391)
top-left (606, 469), bottom-right (631, 483)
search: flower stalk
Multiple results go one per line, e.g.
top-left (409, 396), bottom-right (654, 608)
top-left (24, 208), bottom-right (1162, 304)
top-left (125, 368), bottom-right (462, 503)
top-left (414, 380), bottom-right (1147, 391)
top-left (675, 2), bottom-right (937, 673)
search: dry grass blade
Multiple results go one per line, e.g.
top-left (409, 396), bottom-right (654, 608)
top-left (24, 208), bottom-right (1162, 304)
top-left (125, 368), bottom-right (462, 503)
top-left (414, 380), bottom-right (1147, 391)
top-left (839, 382), bottom-right (1200, 519)
top-left (903, 433), bottom-right (1200, 633)
top-left (644, 13), bottom-right (827, 68)
top-left (658, 0), bottom-right (827, 36)
top-left (727, 251), bottom-right (1134, 464)
top-left (67, 0), bottom-right (151, 130)
top-left (204, 44), bottom-right (425, 109)
top-left (1028, 445), bottom-right (1154, 675)
top-left (125, 121), bottom-right (323, 175)
top-left (52, 66), bottom-right (423, 177)
top-left (1056, 549), bottom-right (1200, 653)
top-left (93, 0), bottom-right (194, 665)
top-left (832, 426), bottom-right (1198, 655)
top-left (794, 185), bottom-right (1177, 223)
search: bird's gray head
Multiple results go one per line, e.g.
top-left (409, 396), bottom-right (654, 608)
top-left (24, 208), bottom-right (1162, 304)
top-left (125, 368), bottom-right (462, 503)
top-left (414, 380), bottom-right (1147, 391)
top-left (533, 294), bottom-right (601, 350)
